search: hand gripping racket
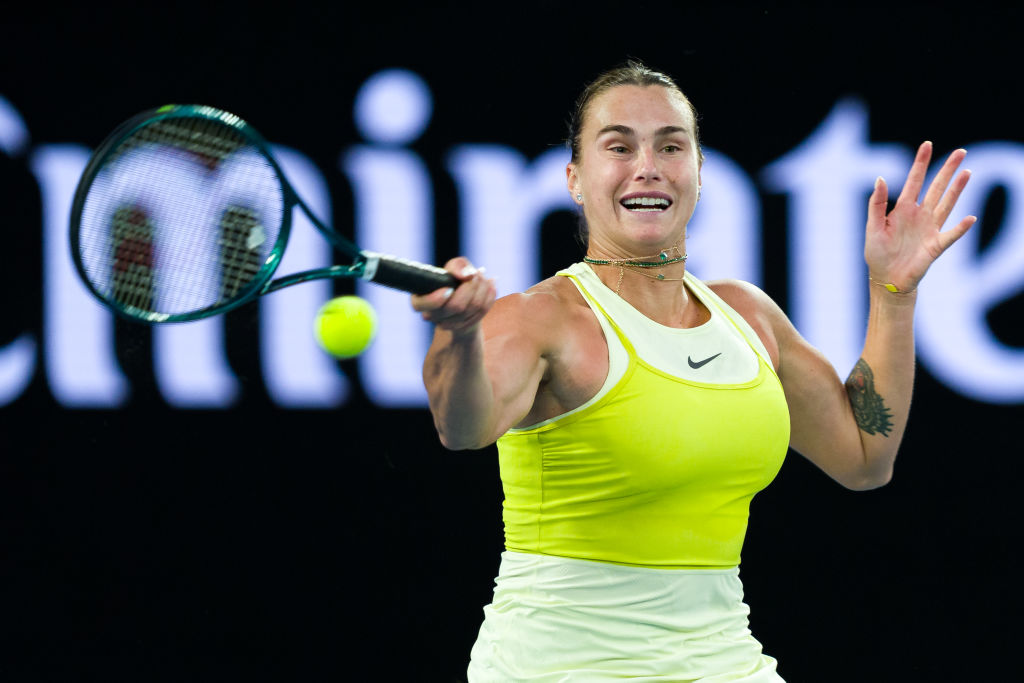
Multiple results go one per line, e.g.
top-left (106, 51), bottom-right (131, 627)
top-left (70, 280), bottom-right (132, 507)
top-left (70, 104), bottom-right (457, 323)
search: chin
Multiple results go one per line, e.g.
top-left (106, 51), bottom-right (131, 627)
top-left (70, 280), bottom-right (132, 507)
top-left (621, 217), bottom-right (682, 243)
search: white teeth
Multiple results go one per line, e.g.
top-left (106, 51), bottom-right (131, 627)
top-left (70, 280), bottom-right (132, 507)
top-left (622, 196), bottom-right (671, 211)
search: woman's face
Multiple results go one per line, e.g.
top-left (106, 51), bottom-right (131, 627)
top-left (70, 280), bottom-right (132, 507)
top-left (567, 84), bottom-right (701, 256)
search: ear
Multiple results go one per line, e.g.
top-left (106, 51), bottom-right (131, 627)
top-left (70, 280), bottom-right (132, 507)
top-left (566, 163), bottom-right (582, 204)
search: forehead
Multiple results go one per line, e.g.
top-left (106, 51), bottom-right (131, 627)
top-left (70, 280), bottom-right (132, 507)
top-left (583, 84), bottom-right (695, 136)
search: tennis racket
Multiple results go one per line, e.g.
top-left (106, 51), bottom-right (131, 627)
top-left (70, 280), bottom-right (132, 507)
top-left (70, 104), bottom-right (457, 324)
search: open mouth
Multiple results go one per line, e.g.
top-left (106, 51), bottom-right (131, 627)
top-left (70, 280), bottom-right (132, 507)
top-left (620, 195), bottom-right (672, 212)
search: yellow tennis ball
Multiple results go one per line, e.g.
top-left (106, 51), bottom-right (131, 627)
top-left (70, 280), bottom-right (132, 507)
top-left (313, 296), bottom-right (378, 358)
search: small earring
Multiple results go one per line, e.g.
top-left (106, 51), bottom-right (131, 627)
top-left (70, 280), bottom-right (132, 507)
top-left (696, 187), bottom-right (701, 201)
top-left (576, 193), bottom-right (583, 202)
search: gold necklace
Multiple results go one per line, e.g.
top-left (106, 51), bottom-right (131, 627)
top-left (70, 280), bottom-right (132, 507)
top-left (600, 260), bottom-right (687, 295)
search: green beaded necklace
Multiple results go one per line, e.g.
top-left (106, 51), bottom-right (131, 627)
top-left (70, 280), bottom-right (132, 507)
top-left (583, 252), bottom-right (688, 268)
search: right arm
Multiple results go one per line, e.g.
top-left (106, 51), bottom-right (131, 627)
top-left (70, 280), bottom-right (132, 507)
top-left (412, 258), bottom-right (550, 450)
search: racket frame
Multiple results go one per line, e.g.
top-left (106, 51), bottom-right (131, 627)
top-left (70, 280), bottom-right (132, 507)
top-left (70, 104), bottom-right (450, 324)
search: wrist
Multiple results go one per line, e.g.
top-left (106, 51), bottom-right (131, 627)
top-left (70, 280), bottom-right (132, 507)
top-left (868, 281), bottom-right (918, 314)
top-left (868, 275), bottom-right (917, 297)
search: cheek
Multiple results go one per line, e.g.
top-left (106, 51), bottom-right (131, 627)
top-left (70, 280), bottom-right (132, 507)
top-left (578, 172), bottom-right (606, 201)
top-left (594, 164), bottom-right (630, 192)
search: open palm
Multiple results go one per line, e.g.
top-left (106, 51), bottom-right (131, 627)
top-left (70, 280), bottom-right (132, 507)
top-left (864, 141), bottom-right (976, 293)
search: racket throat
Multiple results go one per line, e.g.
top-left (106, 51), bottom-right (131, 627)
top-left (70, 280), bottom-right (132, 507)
top-left (358, 252), bottom-right (382, 283)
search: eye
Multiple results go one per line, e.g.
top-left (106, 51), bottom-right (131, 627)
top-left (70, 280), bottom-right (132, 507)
top-left (609, 145), bottom-right (630, 154)
top-left (662, 144), bottom-right (681, 153)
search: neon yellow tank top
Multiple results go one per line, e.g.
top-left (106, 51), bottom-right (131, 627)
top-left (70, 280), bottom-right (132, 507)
top-left (497, 264), bottom-right (790, 569)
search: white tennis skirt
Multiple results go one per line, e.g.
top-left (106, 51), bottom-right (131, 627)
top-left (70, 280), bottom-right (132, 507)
top-left (467, 551), bottom-right (784, 682)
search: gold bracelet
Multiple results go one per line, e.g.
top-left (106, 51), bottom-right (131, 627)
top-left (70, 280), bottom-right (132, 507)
top-left (868, 276), bottom-right (916, 295)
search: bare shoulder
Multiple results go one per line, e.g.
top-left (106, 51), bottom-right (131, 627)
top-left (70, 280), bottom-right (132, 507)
top-left (488, 274), bottom-right (588, 321)
top-left (705, 278), bottom-right (790, 369)
top-left (489, 273), bottom-right (607, 424)
top-left (483, 274), bottom-right (592, 344)
top-left (477, 273), bottom-right (603, 425)
top-left (705, 278), bottom-right (776, 315)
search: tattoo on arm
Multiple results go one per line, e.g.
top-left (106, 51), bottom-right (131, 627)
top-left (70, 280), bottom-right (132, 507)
top-left (845, 358), bottom-right (894, 437)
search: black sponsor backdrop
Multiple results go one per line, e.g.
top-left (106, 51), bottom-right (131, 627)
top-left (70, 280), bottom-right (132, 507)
top-left (1, 4), bottom-right (1020, 681)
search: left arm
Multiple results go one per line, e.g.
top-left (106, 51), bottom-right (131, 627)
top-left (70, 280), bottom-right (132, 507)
top-left (776, 283), bottom-right (919, 491)
top-left (728, 142), bottom-right (975, 490)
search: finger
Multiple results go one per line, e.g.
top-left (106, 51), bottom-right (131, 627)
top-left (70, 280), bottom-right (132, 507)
top-left (411, 285), bottom-right (455, 313)
top-left (453, 281), bottom-right (497, 331)
top-left (428, 276), bottom-right (495, 332)
top-left (412, 255), bottom-right (485, 313)
top-left (937, 214), bottom-right (977, 253)
top-left (450, 263), bottom-right (491, 318)
top-left (922, 148), bottom-right (968, 213)
top-left (933, 168), bottom-right (972, 226)
top-left (466, 275), bottom-right (498, 322)
top-left (897, 141), bottom-right (933, 206)
top-left (867, 176), bottom-right (889, 227)
top-left (430, 272), bottom-right (490, 323)
top-left (444, 256), bottom-right (482, 283)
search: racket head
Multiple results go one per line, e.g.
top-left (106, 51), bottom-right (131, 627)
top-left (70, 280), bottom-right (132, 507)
top-left (70, 104), bottom-right (294, 323)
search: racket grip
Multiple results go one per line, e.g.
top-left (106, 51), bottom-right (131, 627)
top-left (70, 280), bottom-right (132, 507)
top-left (360, 252), bottom-right (459, 295)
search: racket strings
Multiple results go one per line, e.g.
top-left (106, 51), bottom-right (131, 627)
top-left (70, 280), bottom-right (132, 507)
top-left (110, 205), bottom-right (155, 311)
top-left (218, 206), bottom-right (265, 300)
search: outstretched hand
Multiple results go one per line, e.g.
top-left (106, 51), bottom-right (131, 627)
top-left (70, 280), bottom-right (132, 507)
top-left (865, 141), bottom-right (977, 293)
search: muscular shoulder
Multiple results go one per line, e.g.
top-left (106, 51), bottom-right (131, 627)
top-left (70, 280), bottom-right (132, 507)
top-left (705, 278), bottom-right (788, 370)
top-left (484, 274), bottom-right (604, 405)
top-left (481, 275), bottom-right (592, 349)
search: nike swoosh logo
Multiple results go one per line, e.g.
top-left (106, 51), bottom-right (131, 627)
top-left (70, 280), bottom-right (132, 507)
top-left (687, 353), bottom-right (722, 369)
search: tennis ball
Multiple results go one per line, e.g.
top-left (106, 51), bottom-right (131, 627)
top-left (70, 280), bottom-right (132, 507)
top-left (313, 296), bottom-right (378, 358)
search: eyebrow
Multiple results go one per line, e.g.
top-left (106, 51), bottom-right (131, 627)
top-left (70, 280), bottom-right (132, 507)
top-left (597, 125), bottom-right (690, 137)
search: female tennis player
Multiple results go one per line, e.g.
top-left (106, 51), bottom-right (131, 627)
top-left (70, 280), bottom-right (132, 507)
top-left (413, 61), bottom-right (975, 681)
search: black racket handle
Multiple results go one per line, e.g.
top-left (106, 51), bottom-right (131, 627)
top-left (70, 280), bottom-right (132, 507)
top-left (360, 252), bottom-right (460, 295)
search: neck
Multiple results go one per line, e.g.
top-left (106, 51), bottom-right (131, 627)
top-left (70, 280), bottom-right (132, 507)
top-left (583, 252), bottom-right (688, 268)
top-left (585, 234), bottom-right (686, 266)
top-left (586, 260), bottom-right (702, 328)
top-left (584, 232), bottom-right (699, 324)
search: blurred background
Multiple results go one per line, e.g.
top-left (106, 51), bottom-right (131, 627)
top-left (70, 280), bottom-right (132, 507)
top-left (2, 3), bottom-right (1021, 680)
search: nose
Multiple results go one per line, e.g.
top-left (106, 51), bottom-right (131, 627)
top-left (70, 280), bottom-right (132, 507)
top-left (634, 147), bottom-right (661, 181)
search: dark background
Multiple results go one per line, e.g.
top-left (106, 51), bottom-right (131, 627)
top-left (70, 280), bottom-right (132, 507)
top-left (2, 3), bottom-right (1021, 681)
